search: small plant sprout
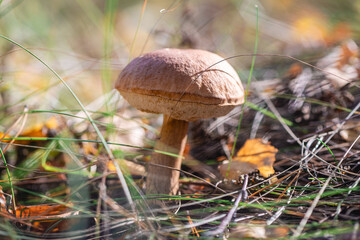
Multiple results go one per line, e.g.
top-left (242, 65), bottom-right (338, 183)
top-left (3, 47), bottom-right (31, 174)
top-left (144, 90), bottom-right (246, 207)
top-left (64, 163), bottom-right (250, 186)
top-left (116, 48), bottom-right (244, 196)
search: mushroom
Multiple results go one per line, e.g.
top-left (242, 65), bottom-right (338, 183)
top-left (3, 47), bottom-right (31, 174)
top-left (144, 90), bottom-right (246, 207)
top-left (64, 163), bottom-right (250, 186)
top-left (115, 48), bottom-right (244, 196)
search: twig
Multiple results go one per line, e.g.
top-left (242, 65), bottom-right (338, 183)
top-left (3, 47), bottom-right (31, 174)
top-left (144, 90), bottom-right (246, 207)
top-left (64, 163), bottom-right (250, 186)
top-left (249, 169), bottom-right (301, 198)
top-left (187, 211), bottom-right (200, 237)
top-left (1, 106), bottom-right (28, 154)
top-left (204, 175), bottom-right (249, 236)
top-left (293, 100), bottom-right (360, 238)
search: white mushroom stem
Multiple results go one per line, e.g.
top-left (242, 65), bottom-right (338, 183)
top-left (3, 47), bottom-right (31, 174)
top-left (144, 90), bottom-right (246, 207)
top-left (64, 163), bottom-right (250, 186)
top-left (146, 115), bottom-right (189, 196)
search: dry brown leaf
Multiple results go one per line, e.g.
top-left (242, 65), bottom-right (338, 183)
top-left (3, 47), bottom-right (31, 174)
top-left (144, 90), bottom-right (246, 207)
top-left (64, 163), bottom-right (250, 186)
top-left (337, 40), bottom-right (358, 68)
top-left (319, 40), bottom-right (359, 88)
top-left (0, 202), bottom-right (78, 232)
top-left (219, 139), bottom-right (278, 180)
top-left (16, 203), bottom-right (73, 218)
top-left (16, 203), bottom-right (78, 232)
top-left (0, 179), bottom-right (76, 233)
top-left (219, 161), bottom-right (258, 181)
top-left (286, 63), bottom-right (303, 79)
top-left (338, 120), bottom-right (360, 143)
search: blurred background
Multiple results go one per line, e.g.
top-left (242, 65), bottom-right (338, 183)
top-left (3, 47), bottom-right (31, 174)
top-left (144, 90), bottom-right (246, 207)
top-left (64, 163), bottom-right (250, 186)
top-left (1, 1), bottom-right (360, 237)
top-left (1, 0), bottom-right (360, 161)
top-left (1, 0), bottom-right (359, 105)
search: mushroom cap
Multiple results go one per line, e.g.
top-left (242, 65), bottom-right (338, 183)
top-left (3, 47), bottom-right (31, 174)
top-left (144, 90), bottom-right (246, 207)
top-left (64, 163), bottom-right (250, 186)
top-left (116, 48), bottom-right (244, 121)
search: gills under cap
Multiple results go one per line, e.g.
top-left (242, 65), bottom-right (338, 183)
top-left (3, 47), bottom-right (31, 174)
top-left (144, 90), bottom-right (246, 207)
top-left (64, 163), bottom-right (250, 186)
top-left (116, 48), bottom-right (244, 121)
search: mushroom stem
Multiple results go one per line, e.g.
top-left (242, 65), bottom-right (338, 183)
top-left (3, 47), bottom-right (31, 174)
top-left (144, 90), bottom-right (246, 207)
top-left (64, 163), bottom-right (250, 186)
top-left (147, 115), bottom-right (189, 196)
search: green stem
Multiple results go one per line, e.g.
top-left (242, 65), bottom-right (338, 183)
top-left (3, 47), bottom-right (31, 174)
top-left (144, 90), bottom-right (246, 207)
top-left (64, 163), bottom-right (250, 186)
top-left (0, 147), bottom-right (16, 215)
top-left (0, 34), bottom-right (135, 208)
top-left (317, 138), bottom-right (338, 166)
top-left (227, 5), bottom-right (259, 177)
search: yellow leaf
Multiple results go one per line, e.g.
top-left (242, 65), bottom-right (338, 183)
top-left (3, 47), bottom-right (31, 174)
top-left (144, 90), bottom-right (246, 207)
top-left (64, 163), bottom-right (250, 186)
top-left (219, 139), bottom-right (278, 180)
top-left (21, 116), bottom-right (59, 138)
top-left (0, 132), bottom-right (11, 142)
top-left (14, 116), bottom-right (61, 145)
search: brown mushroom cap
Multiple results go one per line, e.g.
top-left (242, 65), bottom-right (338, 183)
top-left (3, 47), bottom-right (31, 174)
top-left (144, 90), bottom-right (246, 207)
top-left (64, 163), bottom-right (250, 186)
top-left (116, 48), bottom-right (244, 121)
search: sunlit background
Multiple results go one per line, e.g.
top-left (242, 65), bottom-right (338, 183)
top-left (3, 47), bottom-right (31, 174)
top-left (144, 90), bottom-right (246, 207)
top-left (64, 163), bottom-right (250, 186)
top-left (1, 0), bottom-right (359, 110)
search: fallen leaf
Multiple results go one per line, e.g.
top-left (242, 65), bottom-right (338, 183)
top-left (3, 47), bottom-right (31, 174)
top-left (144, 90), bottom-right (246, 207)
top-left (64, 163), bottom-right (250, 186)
top-left (0, 132), bottom-right (11, 142)
top-left (21, 116), bottom-right (59, 138)
top-left (318, 40), bottom-right (359, 88)
top-left (219, 161), bottom-right (258, 181)
top-left (82, 141), bottom-right (98, 156)
top-left (0, 201), bottom-right (78, 232)
top-left (286, 63), bottom-right (303, 79)
top-left (219, 139), bottom-right (278, 180)
top-left (15, 116), bottom-right (61, 145)
top-left (337, 40), bottom-right (358, 68)
top-left (337, 120), bottom-right (360, 143)
top-left (16, 203), bottom-right (78, 232)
